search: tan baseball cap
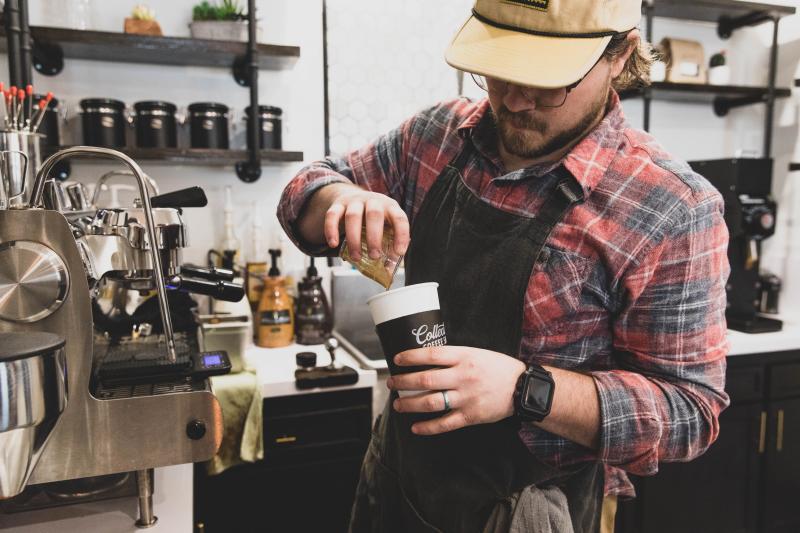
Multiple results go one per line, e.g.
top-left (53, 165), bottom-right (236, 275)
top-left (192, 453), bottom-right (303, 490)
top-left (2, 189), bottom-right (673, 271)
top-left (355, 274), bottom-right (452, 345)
top-left (446, 0), bottom-right (642, 89)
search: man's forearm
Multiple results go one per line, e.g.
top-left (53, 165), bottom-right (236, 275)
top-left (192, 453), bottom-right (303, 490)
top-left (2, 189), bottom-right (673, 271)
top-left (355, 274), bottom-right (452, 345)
top-left (536, 366), bottom-right (601, 450)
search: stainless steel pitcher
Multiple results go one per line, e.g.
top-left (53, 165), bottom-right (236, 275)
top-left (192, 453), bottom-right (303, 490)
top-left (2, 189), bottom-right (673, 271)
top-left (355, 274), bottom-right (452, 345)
top-left (0, 149), bottom-right (29, 210)
top-left (0, 131), bottom-right (42, 207)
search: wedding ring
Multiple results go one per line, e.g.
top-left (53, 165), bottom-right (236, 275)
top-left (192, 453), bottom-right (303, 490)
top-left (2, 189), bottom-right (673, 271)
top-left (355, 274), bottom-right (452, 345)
top-left (441, 390), bottom-right (451, 412)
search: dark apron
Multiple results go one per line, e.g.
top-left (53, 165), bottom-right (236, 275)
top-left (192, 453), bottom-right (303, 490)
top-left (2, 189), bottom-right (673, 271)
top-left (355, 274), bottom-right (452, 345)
top-left (349, 140), bottom-right (605, 533)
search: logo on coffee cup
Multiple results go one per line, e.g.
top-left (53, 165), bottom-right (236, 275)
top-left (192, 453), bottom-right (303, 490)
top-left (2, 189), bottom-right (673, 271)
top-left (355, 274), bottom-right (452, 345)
top-left (412, 323), bottom-right (447, 347)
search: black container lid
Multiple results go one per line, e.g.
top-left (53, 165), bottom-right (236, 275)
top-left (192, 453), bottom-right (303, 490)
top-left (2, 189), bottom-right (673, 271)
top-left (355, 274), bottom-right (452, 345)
top-left (0, 332), bottom-right (65, 362)
top-left (80, 98), bottom-right (125, 111)
top-left (188, 102), bottom-right (229, 113)
top-left (134, 100), bottom-right (177, 113)
top-left (244, 105), bottom-right (282, 116)
top-left (32, 93), bottom-right (59, 108)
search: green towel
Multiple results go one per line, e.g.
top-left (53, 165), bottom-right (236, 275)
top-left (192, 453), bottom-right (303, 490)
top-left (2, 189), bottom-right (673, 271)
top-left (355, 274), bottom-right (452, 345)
top-left (205, 371), bottom-right (264, 475)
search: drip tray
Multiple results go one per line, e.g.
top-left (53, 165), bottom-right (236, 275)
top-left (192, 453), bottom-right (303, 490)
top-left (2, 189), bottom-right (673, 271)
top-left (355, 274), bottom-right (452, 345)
top-left (93, 332), bottom-right (199, 390)
top-left (95, 379), bottom-right (207, 399)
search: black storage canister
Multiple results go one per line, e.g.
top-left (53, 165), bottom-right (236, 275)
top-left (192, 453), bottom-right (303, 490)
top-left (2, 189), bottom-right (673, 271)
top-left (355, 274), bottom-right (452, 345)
top-left (80, 98), bottom-right (126, 148)
top-left (188, 102), bottom-right (229, 149)
top-left (33, 93), bottom-right (60, 147)
top-left (134, 101), bottom-right (178, 149)
top-left (245, 105), bottom-right (282, 150)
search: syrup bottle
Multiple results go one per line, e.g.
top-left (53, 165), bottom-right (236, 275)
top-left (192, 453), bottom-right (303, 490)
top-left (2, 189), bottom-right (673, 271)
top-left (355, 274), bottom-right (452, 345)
top-left (256, 249), bottom-right (294, 348)
top-left (295, 257), bottom-right (333, 345)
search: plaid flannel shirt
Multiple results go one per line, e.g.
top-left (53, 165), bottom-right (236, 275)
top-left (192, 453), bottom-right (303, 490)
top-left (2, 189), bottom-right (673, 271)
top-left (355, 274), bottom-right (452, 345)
top-left (277, 92), bottom-right (731, 498)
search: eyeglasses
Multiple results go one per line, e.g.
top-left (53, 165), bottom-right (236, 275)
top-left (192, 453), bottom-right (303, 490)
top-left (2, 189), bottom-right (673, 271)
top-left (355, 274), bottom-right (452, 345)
top-left (469, 54), bottom-right (603, 109)
top-left (471, 73), bottom-right (580, 108)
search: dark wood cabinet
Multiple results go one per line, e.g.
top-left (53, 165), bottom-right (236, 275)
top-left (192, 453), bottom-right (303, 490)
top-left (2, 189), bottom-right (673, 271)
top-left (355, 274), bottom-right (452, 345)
top-left (616, 351), bottom-right (800, 533)
top-left (761, 398), bottom-right (800, 533)
top-left (195, 388), bottom-right (372, 533)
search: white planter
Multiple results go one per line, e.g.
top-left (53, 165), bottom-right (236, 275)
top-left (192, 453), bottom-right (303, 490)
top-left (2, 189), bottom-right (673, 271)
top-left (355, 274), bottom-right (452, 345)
top-left (650, 60), bottom-right (667, 82)
top-left (189, 20), bottom-right (262, 42)
top-left (708, 65), bottom-right (731, 86)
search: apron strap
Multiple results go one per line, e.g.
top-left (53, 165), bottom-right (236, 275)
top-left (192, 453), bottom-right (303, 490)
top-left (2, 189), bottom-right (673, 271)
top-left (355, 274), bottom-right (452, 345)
top-left (530, 166), bottom-right (585, 241)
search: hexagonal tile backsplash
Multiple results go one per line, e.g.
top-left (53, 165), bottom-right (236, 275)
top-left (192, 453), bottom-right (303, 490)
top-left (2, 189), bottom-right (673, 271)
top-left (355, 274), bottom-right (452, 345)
top-left (326, 0), bottom-right (473, 156)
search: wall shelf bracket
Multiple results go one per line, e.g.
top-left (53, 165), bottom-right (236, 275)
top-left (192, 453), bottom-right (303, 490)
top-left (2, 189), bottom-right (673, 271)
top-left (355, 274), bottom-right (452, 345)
top-left (713, 94), bottom-right (765, 116)
top-left (718, 11), bottom-right (775, 39)
top-left (32, 38), bottom-right (63, 76)
top-left (232, 54), bottom-right (249, 86)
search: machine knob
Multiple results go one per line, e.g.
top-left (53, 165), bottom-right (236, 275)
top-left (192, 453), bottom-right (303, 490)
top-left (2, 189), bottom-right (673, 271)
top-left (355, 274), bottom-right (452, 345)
top-left (296, 351), bottom-right (317, 369)
top-left (0, 241), bottom-right (70, 323)
top-left (186, 419), bottom-right (207, 440)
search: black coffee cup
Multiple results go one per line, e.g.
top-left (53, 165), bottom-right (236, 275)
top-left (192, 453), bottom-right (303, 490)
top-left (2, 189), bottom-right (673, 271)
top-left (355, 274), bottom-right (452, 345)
top-left (368, 282), bottom-right (447, 396)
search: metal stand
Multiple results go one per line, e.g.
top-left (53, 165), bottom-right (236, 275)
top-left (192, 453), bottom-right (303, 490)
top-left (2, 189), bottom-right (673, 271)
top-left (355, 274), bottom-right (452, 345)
top-left (235, 0), bottom-right (262, 183)
top-left (135, 469), bottom-right (158, 528)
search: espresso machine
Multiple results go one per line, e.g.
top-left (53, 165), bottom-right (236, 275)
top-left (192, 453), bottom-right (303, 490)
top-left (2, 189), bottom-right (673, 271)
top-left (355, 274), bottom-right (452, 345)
top-left (689, 158), bottom-right (782, 333)
top-left (0, 146), bottom-right (242, 527)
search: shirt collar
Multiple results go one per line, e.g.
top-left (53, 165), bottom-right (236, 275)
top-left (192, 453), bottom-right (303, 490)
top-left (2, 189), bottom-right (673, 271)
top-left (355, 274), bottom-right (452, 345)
top-left (456, 91), bottom-right (627, 196)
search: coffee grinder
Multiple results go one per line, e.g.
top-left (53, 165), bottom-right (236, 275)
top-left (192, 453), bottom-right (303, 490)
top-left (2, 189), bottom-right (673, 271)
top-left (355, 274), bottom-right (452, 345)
top-left (688, 158), bottom-right (781, 333)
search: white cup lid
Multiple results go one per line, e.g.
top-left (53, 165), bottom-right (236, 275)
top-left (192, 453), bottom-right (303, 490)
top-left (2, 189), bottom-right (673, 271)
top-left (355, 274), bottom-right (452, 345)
top-left (367, 282), bottom-right (440, 325)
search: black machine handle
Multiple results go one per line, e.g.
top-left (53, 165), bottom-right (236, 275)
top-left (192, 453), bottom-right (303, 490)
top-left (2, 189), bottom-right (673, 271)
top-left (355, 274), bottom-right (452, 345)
top-left (150, 186), bottom-right (208, 209)
top-left (168, 276), bottom-right (245, 302)
top-left (180, 265), bottom-right (235, 282)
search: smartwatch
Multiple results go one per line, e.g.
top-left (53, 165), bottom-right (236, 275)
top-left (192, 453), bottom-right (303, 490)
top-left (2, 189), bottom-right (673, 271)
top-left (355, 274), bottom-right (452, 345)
top-left (513, 364), bottom-right (555, 422)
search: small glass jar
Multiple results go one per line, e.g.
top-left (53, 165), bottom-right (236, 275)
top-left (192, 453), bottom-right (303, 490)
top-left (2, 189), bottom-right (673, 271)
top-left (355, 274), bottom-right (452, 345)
top-left (341, 227), bottom-right (403, 289)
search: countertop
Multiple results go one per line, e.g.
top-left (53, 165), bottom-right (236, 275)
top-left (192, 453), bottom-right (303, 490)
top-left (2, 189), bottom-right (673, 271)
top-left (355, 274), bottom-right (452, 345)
top-left (727, 315), bottom-right (800, 356)
top-left (0, 464), bottom-right (192, 533)
top-left (244, 342), bottom-right (378, 399)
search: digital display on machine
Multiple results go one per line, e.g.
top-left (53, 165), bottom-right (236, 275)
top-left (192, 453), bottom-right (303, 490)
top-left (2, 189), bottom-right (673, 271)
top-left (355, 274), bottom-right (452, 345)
top-left (203, 354), bottom-right (222, 366)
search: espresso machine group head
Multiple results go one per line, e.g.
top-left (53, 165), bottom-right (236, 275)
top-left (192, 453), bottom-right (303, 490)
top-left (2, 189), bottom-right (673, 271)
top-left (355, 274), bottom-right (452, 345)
top-left (0, 146), bottom-right (235, 527)
top-left (689, 157), bottom-right (781, 333)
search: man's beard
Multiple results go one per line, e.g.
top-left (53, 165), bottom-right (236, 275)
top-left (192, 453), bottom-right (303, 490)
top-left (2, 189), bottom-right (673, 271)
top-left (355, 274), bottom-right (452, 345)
top-left (493, 87), bottom-right (609, 161)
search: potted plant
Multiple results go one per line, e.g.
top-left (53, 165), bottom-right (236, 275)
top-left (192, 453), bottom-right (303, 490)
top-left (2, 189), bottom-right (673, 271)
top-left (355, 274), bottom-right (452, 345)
top-left (708, 50), bottom-right (731, 86)
top-left (190, 0), bottom-right (258, 42)
top-left (124, 4), bottom-right (163, 36)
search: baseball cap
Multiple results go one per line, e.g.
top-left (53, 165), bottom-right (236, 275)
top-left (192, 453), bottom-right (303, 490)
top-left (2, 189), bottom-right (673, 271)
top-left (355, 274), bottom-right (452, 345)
top-left (446, 0), bottom-right (642, 89)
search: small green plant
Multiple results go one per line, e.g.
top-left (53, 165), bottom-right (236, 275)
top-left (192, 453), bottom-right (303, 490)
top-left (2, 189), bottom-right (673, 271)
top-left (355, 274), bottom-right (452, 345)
top-left (710, 51), bottom-right (726, 68)
top-left (192, 0), bottom-right (245, 21)
top-left (131, 4), bottom-right (156, 21)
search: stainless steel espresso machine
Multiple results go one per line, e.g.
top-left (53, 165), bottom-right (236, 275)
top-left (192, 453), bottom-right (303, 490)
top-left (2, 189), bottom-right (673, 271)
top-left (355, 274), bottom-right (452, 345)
top-left (0, 146), bottom-right (241, 527)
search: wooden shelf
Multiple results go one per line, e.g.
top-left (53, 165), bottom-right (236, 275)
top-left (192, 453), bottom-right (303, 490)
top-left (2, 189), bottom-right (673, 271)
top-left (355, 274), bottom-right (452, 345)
top-left (0, 25), bottom-right (300, 71)
top-left (648, 0), bottom-right (795, 23)
top-left (43, 146), bottom-right (304, 166)
top-left (620, 82), bottom-right (791, 104)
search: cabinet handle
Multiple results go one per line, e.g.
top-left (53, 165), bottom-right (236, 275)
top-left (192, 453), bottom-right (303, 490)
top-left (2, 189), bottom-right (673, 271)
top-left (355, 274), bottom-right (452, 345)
top-left (777, 409), bottom-right (785, 453)
top-left (759, 411), bottom-right (767, 454)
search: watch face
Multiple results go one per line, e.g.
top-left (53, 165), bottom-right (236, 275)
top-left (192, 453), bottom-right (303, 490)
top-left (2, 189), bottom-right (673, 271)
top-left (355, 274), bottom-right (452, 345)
top-left (524, 378), bottom-right (550, 411)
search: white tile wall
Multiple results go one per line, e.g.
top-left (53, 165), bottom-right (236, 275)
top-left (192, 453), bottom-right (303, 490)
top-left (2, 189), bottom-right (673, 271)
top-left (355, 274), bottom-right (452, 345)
top-left (326, 0), bottom-right (472, 155)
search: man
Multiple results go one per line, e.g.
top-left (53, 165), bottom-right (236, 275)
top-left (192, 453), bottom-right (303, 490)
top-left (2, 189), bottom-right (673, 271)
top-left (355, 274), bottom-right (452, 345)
top-left (278, 0), bottom-right (730, 531)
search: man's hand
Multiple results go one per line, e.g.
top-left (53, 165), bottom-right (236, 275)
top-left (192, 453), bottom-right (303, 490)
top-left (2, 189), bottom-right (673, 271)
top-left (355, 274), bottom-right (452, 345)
top-left (387, 346), bottom-right (527, 435)
top-left (298, 183), bottom-right (409, 261)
